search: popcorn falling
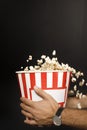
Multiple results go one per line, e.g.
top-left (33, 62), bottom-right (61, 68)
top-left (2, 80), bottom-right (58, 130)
top-left (52, 50), bottom-right (56, 55)
top-left (77, 103), bottom-right (82, 109)
top-left (21, 50), bottom-right (87, 98)
top-left (26, 55), bottom-right (32, 62)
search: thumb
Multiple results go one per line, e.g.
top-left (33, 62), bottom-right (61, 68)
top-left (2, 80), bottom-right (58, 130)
top-left (34, 86), bottom-right (50, 99)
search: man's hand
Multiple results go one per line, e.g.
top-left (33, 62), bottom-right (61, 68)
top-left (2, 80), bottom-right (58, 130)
top-left (20, 86), bottom-right (59, 126)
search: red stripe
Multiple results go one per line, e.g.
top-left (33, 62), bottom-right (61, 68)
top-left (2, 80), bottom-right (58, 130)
top-left (21, 73), bottom-right (28, 98)
top-left (16, 74), bottom-right (22, 97)
top-left (59, 102), bottom-right (64, 107)
top-left (52, 72), bottom-right (58, 89)
top-left (30, 73), bottom-right (36, 89)
top-left (30, 89), bottom-right (32, 100)
top-left (62, 72), bottom-right (67, 88)
top-left (41, 72), bottom-right (47, 89)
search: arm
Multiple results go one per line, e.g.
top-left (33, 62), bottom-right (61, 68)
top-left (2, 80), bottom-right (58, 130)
top-left (20, 87), bottom-right (87, 129)
top-left (62, 96), bottom-right (87, 129)
top-left (62, 108), bottom-right (87, 130)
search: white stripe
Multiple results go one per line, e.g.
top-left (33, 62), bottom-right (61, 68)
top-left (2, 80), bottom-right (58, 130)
top-left (64, 72), bottom-right (71, 107)
top-left (47, 72), bottom-right (52, 88)
top-left (18, 74), bottom-right (25, 97)
top-left (58, 72), bottom-right (63, 87)
top-left (66, 72), bottom-right (70, 88)
top-left (25, 73), bottom-right (31, 88)
top-left (31, 89), bottom-right (65, 103)
top-left (25, 73), bottom-right (30, 99)
top-left (35, 72), bottom-right (41, 88)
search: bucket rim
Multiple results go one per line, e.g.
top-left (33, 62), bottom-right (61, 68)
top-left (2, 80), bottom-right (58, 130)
top-left (15, 70), bottom-right (71, 74)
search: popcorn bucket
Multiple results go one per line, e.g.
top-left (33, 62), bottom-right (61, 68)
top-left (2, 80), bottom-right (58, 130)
top-left (16, 70), bottom-right (71, 107)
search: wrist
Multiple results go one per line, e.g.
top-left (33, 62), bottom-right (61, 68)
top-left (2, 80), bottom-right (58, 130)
top-left (52, 107), bottom-right (65, 126)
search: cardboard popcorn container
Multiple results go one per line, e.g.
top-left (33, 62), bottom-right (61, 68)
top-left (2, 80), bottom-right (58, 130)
top-left (16, 70), bottom-right (71, 107)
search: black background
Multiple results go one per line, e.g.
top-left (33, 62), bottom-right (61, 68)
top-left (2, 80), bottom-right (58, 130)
top-left (0, 0), bottom-right (87, 130)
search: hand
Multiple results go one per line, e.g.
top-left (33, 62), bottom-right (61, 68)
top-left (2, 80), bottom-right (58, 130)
top-left (20, 86), bottom-right (59, 126)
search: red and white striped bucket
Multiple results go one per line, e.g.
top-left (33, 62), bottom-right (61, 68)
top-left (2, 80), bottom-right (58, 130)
top-left (16, 70), bottom-right (71, 107)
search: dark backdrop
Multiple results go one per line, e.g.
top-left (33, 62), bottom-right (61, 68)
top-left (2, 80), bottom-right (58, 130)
top-left (0, 0), bottom-right (87, 130)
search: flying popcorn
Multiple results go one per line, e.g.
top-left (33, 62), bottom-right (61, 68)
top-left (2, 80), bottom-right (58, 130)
top-left (20, 50), bottom-right (87, 99)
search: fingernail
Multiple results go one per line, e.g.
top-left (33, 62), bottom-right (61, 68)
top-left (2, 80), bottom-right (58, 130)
top-left (34, 86), bottom-right (39, 90)
top-left (34, 86), bottom-right (40, 92)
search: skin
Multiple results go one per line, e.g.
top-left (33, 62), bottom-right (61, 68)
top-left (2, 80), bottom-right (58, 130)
top-left (20, 86), bottom-right (87, 129)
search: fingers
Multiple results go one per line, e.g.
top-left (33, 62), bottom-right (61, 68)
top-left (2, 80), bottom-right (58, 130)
top-left (20, 102), bottom-right (31, 112)
top-left (20, 86), bottom-right (51, 104)
top-left (34, 86), bottom-right (51, 100)
top-left (24, 118), bottom-right (37, 125)
top-left (21, 110), bottom-right (34, 119)
top-left (20, 103), bottom-right (35, 122)
top-left (20, 97), bottom-right (34, 107)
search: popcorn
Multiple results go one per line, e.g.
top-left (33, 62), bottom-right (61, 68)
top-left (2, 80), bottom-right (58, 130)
top-left (41, 55), bottom-right (46, 59)
top-left (24, 66), bottom-right (28, 71)
top-left (79, 93), bottom-right (83, 99)
top-left (79, 79), bottom-right (85, 86)
top-left (28, 55), bottom-right (32, 60)
top-left (21, 66), bottom-right (23, 69)
top-left (52, 50), bottom-right (56, 55)
top-left (74, 85), bottom-right (77, 91)
top-left (29, 66), bottom-right (35, 71)
top-left (77, 103), bottom-right (82, 109)
top-left (20, 50), bottom-right (87, 99)
top-left (26, 55), bottom-right (32, 63)
top-left (71, 77), bottom-right (76, 82)
top-left (37, 59), bottom-right (43, 65)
